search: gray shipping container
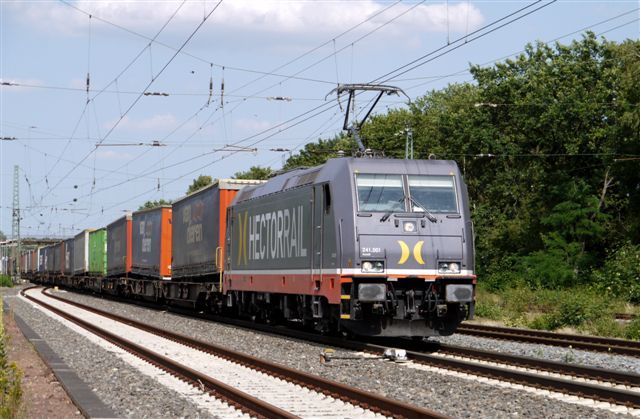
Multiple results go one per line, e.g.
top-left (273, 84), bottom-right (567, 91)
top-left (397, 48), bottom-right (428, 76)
top-left (44, 245), bottom-right (55, 273)
top-left (107, 214), bottom-right (131, 277)
top-left (73, 229), bottom-right (93, 275)
top-left (38, 246), bottom-right (47, 273)
top-left (52, 242), bottom-right (62, 273)
top-left (172, 179), bottom-right (263, 279)
top-left (64, 238), bottom-right (74, 275)
top-left (132, 206), bottom-right (171, 279)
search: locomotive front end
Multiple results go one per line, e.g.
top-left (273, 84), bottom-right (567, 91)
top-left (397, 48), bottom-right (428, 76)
top-left (340, 160), bottom-right (475, 337)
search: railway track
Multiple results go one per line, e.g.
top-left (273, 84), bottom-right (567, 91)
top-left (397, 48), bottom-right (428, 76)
top-left (22, 287), bottom-right (445, 419)
top-left (42, 287), bottom-right (640, 413)
top-left (457, 323), bottom-right (640, 357)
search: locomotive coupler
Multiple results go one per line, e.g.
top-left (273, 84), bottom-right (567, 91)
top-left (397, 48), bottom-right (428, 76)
top-left (436, 304), bottom-right (448, 317)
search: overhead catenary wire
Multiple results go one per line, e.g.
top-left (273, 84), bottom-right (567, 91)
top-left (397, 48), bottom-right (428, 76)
top-left (13, 0), bottom-right (632, 236)
top-left (62, 0), bottom-right (418, 212)
top-left (39, 0), bottom-right (189, 198)
top-left (401, 7), bottom-right (640, 93)
top-left (42, 0), bottom-right (556, 227)
top-left (44, 0), bottom-right (222, 201)
top-left (58, 0), bottom-right (336, 86)
top-left (374, 0), bottom-right (559, 84)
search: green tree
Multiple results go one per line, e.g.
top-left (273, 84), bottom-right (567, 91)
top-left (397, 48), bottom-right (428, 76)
top-left (233, 166), bottom-right (273, 180)
top-left (283, 134), bottom-right (355, 169)
top-left (281, 34), bottom-right (640, 298)
top-left (0, 231), bottom-right (5, 241)
top-left (138, 199), bottom-right (172, 210)
top-left (187, 175), bottom-right (213, 194)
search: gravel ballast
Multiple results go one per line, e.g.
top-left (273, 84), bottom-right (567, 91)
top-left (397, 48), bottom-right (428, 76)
top-left (4, 288), bottom-right (219, 419)
top-left (433, 333), bottom-right (640, 375)
top-left (27, 287), bottom-right (638, 418)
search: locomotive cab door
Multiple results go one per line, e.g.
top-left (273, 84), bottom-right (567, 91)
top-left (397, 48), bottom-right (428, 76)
top-left (311, 185), bottom-right (325, 285)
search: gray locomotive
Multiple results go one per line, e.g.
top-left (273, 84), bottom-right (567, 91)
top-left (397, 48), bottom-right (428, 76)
top-left (224, 157), bottom-right (475, 337)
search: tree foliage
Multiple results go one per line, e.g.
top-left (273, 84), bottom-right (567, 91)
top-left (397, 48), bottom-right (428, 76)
top-left (233, 166), bottom-right (273, 180)
top-left (0, 231), bottom-right (5, 241)
top-left (283, 34), bottom-right (640, 301)
top-left (138, 199), bottom-right (172, 210)
top-left (283, 134), bottom-right (356, 170)
top-left (187, 175), bottom-right (213, 195)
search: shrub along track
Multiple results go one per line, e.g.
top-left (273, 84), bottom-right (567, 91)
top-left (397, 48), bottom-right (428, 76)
top-left (42, 286), bottom-right (640, 412)
top-left (24, 287), bottom-right (444, 419)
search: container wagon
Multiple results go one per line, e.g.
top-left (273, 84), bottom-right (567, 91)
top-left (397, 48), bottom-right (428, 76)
top-left (107, 214), bottom-right (132, 277)
top-left (73, 229), bottom-right (94, 276)
top-left (132, 206), bottom-right (172, 279)
top-left (172, 179), bottom-right (265, 281)
top-left (89, 228), bottom-right (107, 276)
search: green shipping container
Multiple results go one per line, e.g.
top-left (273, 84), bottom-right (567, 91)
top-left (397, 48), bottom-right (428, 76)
top-left (89, 228), bottom-right (107, 276)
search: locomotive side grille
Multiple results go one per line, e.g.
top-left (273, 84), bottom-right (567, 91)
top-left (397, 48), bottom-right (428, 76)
top-left (296, 169), bottom-right (320, 186)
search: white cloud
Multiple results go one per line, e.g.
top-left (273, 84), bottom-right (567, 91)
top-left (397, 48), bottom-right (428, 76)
top-left (9, 1), bottom-right (484, 39)
top-left (104, 113), bottom-right (178, 132)
top-left (233, 116), bottom-right (272, 133)
top-left (96, 149), bottom-right (133, 160)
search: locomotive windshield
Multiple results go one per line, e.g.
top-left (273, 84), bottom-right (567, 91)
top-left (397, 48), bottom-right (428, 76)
top-left (356, 174), bottom-right (405, 212)
top-left (408, 175), bottom-right (458, 213)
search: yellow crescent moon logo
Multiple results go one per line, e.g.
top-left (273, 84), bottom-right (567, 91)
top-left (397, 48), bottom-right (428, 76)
top-left (413, 240), bottom-right (425, 265)
top-left (397, 240), bottom-right (410, 265)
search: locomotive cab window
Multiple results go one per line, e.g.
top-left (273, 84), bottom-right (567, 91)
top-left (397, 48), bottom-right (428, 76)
top-left (356, 174), bottom-right (405, 212)
top-left (408, 175), bottom-right (458, 213)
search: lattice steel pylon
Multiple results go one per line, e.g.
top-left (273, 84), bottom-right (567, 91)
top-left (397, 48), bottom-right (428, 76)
top-left (12, 165), bottom-right (20, 279)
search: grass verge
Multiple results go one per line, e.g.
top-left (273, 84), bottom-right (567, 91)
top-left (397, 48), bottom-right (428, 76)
top-left (0, 302), bottom-right (23, 417)
top-left (475, 284), bottom-right (640, 340)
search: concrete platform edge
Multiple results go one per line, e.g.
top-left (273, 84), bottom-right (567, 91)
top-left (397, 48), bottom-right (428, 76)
top-left (4, 300), bottom-right (118, 419)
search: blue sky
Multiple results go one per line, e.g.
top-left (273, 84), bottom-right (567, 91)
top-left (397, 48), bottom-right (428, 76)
top-left (1, 0), bottom-right (639, 238)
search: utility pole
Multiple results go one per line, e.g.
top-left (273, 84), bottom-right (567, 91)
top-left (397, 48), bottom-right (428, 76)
top-left (404, 126), bottom-right (414, 159)
top-left (12, 165), bottom-right (20, 281)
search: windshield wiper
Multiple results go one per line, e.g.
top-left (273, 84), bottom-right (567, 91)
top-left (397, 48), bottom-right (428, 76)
top-left (407, 195), bottom-right (437, 223)
top-left (380, 197), bottom-right (404, 222)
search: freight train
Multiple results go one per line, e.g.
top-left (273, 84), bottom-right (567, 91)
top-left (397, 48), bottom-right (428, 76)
top-left (22, 157), bottom-right (476, 337)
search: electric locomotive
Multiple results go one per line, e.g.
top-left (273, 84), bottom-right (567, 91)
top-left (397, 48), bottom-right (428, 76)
top-left (224, 157), bottom-right (475, 337)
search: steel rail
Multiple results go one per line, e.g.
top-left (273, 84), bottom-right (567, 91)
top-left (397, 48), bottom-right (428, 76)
top-left (433, 343), bottom-right (640, 387)
top-left (37, 287), bottom-right (446, 419)
top-left (22, 288), bottom-right (296, 419)
top-left (41, 286), bottom-right (640, 409)
top-left (457, 324), bottom-right (640, 357)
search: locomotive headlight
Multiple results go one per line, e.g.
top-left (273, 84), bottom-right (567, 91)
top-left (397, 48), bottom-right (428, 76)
top-left (438, 262), bottom-right (461, 274)
top-left (361, 261), bottom-right (384, 273)
top-left (445, 284), bottom-right (473, 302)
top-left (403, 221), bottom-right (416, 232)
top-left (358, 283), bottom-right (386, 302)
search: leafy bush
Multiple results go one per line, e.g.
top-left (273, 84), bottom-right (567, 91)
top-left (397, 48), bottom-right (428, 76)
top-left (591, 242), bottom-right (640, 303)
top-left (474, 301), bottom-right (504, 320)
top-left (625, 318), bottom-right (640, 341)
top-left (582, 316), bottom-right (625, 339)
top-left (0, 276), bottom-right (12, 288)
top-left (527, 290), bottom-right (613, 330)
